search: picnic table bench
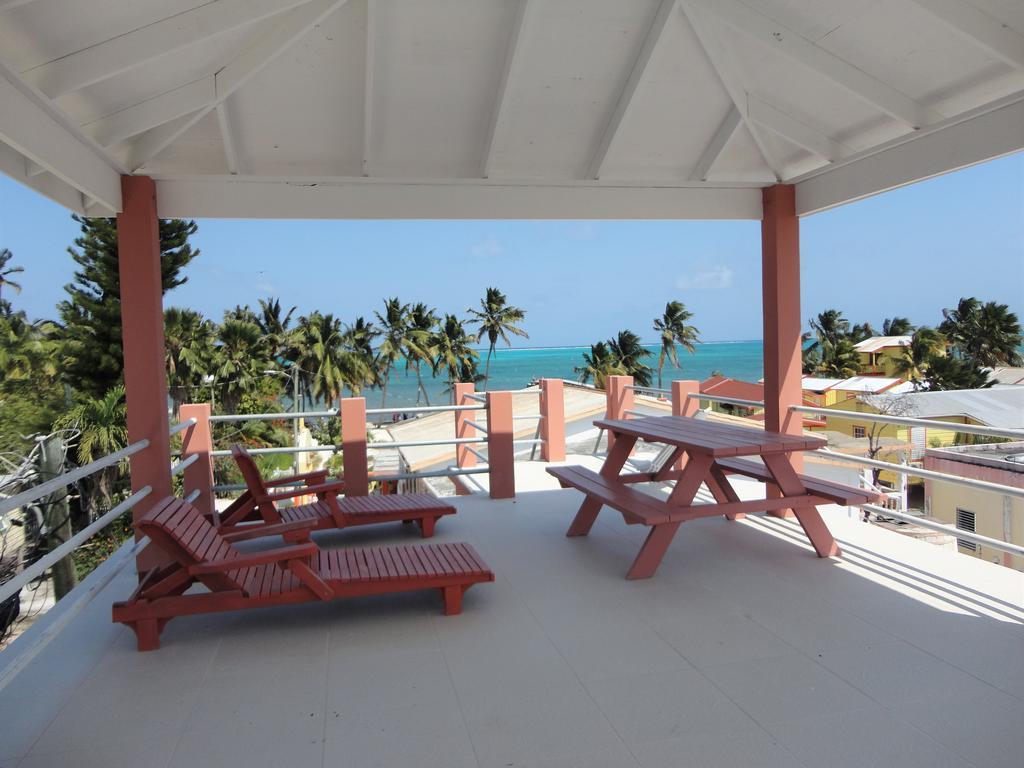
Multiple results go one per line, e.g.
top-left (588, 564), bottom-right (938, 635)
top-left (547, 416), bottom-right (882, 579)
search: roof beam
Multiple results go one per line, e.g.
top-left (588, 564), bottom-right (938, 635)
top-left (689, 105), bottom-right (739, 180)
top-left (21, 0), bottom-right (314, 98)
top-left (586, 0), bottom-right (676, 180)
top-left (481, 0), bottom-right (531, 179)
top-left (908, 0), bottom-right (1024, 70)
top-left (126, 0), bottom-right (351, 171)
top-left (747, 94), bottom-right (850, 162)
top-left (694, 0), bottom-right (941, 128)
top-left (361, 0), bottom-right (375, 176)
top-left (84, 77), bottom-right (215, 147)
top-left (0, 0), bottom-right (41, 11)
top-left (0, 142), bottom-right (85, 213)
top-left (0, 61), bottom-right (121, 210)
top-left (678, 0), bottom-right (783, 179)
top-left (215, 101), bottom-right (241, 174)
top-left (795, 93), bottom-right (1024, 215)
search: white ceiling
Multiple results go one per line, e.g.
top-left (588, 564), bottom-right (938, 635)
top-left (0, 0), bottom-right (1022, 219)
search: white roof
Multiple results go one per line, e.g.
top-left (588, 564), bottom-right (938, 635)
top-left (1, 0), bottom-right (1023, 219)
top-left (853, 336), bottom-right (913, 353)
top-left (833, 376), bottom-right (905, 393)
top-left (870, 387), bottom-right (1024, 428)
top-left (801, 376), bottom-right (844, 392)
top-left (987, 367), bottom-right (1024, 385)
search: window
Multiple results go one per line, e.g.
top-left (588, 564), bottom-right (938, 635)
top-left (853, 426), bottom-right (866, 439)
top-left (955, 508), bottom-right (977, 552)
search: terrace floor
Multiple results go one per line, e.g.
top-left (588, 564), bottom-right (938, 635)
top-left (2, 479), bottom-right (1023, 768)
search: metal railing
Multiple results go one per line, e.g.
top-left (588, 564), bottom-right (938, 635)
top-left (690, 393), bottom-right (765, 409)
top-left (627, 385), bottom-right (671, 396)
top-left (209, 409), bottom-right (337, 423)
top-left (860, 503), bottom-right (1024, 558)
top-left (168, 417), bottom-right (197, 436)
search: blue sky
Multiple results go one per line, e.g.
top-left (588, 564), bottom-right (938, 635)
top-left (1, 154), bottom-right (1021, 347)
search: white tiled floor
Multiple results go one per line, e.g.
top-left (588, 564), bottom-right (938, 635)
top-left (2, 481), bottom-right (1023, 768)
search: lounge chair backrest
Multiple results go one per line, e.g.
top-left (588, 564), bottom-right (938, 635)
top-left (137, 497), bottom-right (243, 592)
top-left (231, 445), bottom-right (270, 498)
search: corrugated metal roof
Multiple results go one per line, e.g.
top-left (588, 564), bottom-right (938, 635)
top-left (871, 387), bottom-right (1024, 428)
top-left (833, 376), bottom-right (904, 393)
top-left (801, 376), bottom-right (844, 391)
top-left (852, 336), bottom-right (912, 353)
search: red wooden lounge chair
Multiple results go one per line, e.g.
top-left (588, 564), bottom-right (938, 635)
top-left (112, 497), bottom-right (494, 651)
top-left (220, 445), bottom-right (455, 539)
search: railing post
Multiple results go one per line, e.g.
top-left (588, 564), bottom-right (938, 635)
top-left (116, 174), bottom-right (172, 574)
top-left (605, 375), bottom-right (634, 450)
top-left (670, 380), bottom-right (699, 470)
top-left (179, 404), bottom-right (214, 516)
top-left (487, 391), bottom-right (515, 499)
top-left (453, 382), bottom-right (477, 470)
top-left (340, 396), bottom-right (368, 496)
top-left (540, 378), bottom-right (565, 462)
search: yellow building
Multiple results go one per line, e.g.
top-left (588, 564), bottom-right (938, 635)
top-left (852, 336), bottom-right (913, 376)
top-left (924, 443), bottom-right (1024, 571)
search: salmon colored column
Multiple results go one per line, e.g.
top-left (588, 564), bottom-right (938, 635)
top-left (340, 396), bottom-right (368, 496)
top-left (605, 375), bottom-right (634, 450)
top-left (179, 404), bottom-right (214, 516)
top-left (671, 380), bottom-right (699, 470)
top-left (762, 184), bottom-right (803, 517)
top-left (486, 391), bottom-right (515, 499)
top-left (540, 378), bottom-right (565, 462)
top-left (117, 175), bottom-right (172, 573)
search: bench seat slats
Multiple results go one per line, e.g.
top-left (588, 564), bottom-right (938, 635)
top-left (547, 466), bottom-right (671, 525)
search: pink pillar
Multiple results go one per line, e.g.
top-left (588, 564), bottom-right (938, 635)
top-left (540, 378), bottom-right (565, 462)
top-left (486, 391), bottom-right (515, 499)
top-left (762, 184), bottom-right (803, 517)
top-left (340, 396), bottom-right (368, 496)
top-left (179, 403), bottom-right (214, 516)
top-left (117, 175), bottom-right (172, 573)
top-left (453, 383), bottom-right (477, 469)
top-left (671, 380), bottom-right (699, 471)
top-left (605, 375), bottom-right (634, 450)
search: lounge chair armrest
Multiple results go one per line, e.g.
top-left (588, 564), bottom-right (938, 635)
top-left (265, 470), bottom-right (330, 488)
top-left (220, 518), bottom-right (318, 543)
top-left (188, 543), bottom-right (318, 575)
top-left (265, 480), bottom-right (345, 502)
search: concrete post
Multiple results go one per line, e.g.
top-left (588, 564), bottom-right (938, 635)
top-left (116, 175), bottom-right (172, 573)
top-left (761, 184), bottom-right (803, 517)
top-left (486, 391), bottom-right (515, 499)
top-left (540, 378), bottom-right (565, 462)
top-left (605, 375), bottom-right (634, 450)
top-left (340, 396), bottom-right (368, 496)
top-left (179, 404), bottom-right (214, 516)
top-left (453, 383), bottom-right (477, 469)
top-left (671, 380), bottom-right (700, 470)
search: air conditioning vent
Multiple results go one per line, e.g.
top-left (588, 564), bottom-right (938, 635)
top-left (955, 508), bottom-right (977, 552)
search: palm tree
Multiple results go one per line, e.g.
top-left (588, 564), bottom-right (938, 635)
top-left (467, 287), bottom-right (528, 388)
top-left (576, 342), bottom-right (624, 389)
top-left (816, 337), bottom-right (860, 378)
top-left (971, 301), bottom-right (1023, 367)
top-left (213, 315), bottom-right (268, 413)
top-left (257, 297), bottom-right (297, 363)
top-left (0, 248), bottom-right (23, 303)
top-left (374, 298), bottom-right (412, 407)
top-left (431, 314), bottom-right (479, 390)
top-left (882, 317), bottom-right (914, 336)
top-left (652, 301), bottom-right (700, 389)
top-left (893, 327), bottom-right (945, 388)
top-left (609, 330), bottom-right (654, 387)
top-left (809, 309), bottom-right (849, 348)
top-left (295, 312), bottom-right (351, 404)
top-left (55, 386), bottom-right (129, 521)
top-left (924, 355), bottom-right (993, 391)
top-left (405, 303), bottom-right (439, 404)
top-left (806, 309), bottom-right (860, 376)
top-left (342, 316), bottom-right (380, 394)
top-left (164, 307), bottom-right (216, 410)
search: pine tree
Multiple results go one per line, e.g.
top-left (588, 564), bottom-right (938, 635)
top-left (58, 216), bottom-right (199, 398)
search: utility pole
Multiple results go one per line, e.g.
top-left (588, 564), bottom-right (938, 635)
top-left (39, 435), bottom-right (77, 599)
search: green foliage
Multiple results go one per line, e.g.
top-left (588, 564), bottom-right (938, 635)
top-left (939, 297), bottom-right (1022, 367)
top-left (653, 301), bottom-right (700, 388)
top-left (58, 216), bottom-right (199, 398)
top-left (467, 287), bottom-right (528, 387)
top-left (576, 341), bottom-right (625, 389)
top-left (431, 314), bottom-right (480, 390)
top-left (577, 330), bottom-right (652, 389)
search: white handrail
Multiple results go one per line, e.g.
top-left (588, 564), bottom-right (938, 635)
top-left (464, 445), bottom-right (489, 463)
top-left (371, 466), bottom-right (489, 482)
top-left (690, 393), bottom-right (765, 408)
top-left (627, 385), bottom-right (670, 395)
top-left (364, 404), bottom-right (485, 416)
top-left (811, 449), bottom-right (1024, 501)
top-left (0, 439), bottom-right (149, 517)
top-left (183, 489), bottom-right (200, 503)
top-left (168, 417), bottom-right (197, 436)
top-left (463, 420), bottom-right (489, 434)
top-left (209, 409), bottom-right (337, 423)
top-left (0, 486), bottom-right (152, 605)
top-left (791, 405), bottom-right (1024, 440)
top-left (169, 454), bottom-right (198, 477)
top-left (860, 504), bottom-right (1024, 558)
top-left (463, 393), bottom-right (487, 403)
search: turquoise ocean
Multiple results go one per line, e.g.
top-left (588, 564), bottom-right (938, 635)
top-left (374, 341), bottom-right (764, 409)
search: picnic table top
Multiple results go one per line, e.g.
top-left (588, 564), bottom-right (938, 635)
top-left (594, 415), bottom-right (826, 457)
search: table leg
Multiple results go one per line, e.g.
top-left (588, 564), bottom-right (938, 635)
top-left (626, 522), bottom-right (682, 580)
top-left (667, 453), bottom-right (713, 507)
top-left (761, 454), bottom-right (840, 558)
top-left (565, 433), bottom-right (638, 538)
top-left (707, 464), bottom-right (744, 520)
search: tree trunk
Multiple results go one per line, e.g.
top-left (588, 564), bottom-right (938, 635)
top-left (380, 365), bottom-right (390, 407)
top-left (40, 436), bottom-right (78, 600)
top-left (415, 363), bottom-right (431, 406)
top-left (483, 347), bottom-right (493, 390)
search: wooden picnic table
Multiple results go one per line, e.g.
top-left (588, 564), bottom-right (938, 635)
top-left (548, 416), bottom-right (880, 579)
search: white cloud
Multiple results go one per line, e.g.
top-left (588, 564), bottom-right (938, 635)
top-left (470, 235), bottom-right (503, 257)
top-left (677, 266), bottom-right (733, 290)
